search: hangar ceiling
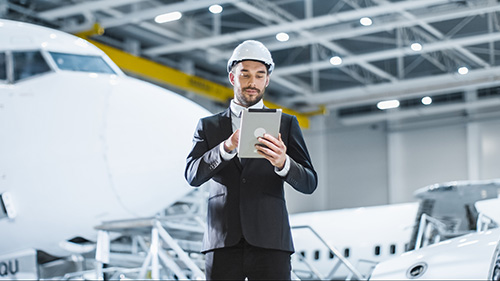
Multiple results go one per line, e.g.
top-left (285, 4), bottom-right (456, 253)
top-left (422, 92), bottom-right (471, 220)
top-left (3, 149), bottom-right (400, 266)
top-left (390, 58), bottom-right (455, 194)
top-left (3, 0), bottom-right (500, 123)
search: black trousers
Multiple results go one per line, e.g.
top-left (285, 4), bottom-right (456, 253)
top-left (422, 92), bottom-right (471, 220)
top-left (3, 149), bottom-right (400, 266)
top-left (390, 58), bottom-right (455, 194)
top-left (204, 238), bottom-right (292, 280)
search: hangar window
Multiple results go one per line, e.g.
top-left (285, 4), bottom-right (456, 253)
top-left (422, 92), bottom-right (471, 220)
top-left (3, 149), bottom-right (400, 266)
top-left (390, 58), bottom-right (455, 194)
top-left (13, 51), bottom-right (51, 82)
top-left (0, 53), bottom-right (6, 81)
top-left (49, 52), bottom-right (115, 74)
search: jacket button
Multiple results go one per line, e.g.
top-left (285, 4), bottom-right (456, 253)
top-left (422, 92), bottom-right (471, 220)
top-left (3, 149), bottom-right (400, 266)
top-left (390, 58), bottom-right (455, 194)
top-left (242, 178), bottom-right (247, 184)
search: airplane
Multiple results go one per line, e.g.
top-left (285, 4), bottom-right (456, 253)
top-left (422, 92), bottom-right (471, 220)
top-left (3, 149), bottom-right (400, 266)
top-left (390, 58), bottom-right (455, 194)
top-left (369, 196), bottom-right (500, 280)
top-left (0, 19), bottom-right (210, 279)
top-left (289, 179), bottom-right (500, 280)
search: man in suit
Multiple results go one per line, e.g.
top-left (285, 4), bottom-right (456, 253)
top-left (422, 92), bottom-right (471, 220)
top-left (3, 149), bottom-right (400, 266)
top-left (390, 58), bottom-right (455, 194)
top-left (185, 40), bottom-right (318, 280)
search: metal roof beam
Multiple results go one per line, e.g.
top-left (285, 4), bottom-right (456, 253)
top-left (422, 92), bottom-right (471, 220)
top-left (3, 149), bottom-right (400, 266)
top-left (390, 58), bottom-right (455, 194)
top-left (38, 0), bottom-right (144, 20)
top-left (339, 96), bottom-right (500, 127)
top-left (234, 0), bottom-right (396, 84)
top-left (289, 65), bottom-right (500, 108)
top-left (100, 0), bottom-right (238, 29)
top-left (144, 0), bottom-right (450, 55)
top-left (273, 31), bottom-right (500, 77)
top-left (37, 0), bottom-right (238, 28)
top-left (376, 0), bottom-right (489, 68)
top-left (264, 3), bottom-right (500, 53)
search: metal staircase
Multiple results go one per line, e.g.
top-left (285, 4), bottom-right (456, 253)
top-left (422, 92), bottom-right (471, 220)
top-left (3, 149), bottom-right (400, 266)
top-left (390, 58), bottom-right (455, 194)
top-left (291, 225), bottom-right (368, 281)
top-left (91, 190), bottom-right (208, 280)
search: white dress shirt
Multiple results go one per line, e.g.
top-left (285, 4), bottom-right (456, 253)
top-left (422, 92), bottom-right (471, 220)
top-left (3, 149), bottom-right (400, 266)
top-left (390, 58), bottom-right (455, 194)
top-left (219, 99), bottom-right (290, 176)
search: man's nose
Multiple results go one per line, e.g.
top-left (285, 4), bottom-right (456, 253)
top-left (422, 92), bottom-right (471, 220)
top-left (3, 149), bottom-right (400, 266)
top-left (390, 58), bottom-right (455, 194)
top-left (247, 77), bottom-right (256, 87)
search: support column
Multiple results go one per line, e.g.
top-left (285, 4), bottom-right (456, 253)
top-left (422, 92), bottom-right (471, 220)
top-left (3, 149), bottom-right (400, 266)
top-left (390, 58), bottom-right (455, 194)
top-left (387, 129), bottom-right (404, 204)
top-left (465, 89), bottom-right (481, 180)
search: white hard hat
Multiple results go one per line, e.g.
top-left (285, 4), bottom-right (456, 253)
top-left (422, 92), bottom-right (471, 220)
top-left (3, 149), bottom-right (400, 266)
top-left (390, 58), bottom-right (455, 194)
top-left (227, 40), bottom-right (274, 74)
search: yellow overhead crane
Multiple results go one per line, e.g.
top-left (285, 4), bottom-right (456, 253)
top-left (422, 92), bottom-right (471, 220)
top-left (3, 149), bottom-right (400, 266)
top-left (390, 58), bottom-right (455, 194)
top-left (77, 24), bottom-right (319, 128)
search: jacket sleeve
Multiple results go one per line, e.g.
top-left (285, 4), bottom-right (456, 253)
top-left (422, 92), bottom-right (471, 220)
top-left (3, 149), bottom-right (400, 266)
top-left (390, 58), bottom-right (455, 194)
top-left (283, 116), bottom-right (318, 194)
top-left (184, 118), bottom-right (230, 187)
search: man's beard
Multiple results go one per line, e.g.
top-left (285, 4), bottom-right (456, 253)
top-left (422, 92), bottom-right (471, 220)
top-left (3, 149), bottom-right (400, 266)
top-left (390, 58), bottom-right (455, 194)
top-left (236, 87), bottom-right (264, 107)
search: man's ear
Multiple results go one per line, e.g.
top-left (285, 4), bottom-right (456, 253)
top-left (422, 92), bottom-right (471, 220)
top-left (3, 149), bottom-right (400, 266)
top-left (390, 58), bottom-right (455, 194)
top-left (265, 76), bottom-right (270, 87)
top-left (228, 72), bottom-right (235, 86)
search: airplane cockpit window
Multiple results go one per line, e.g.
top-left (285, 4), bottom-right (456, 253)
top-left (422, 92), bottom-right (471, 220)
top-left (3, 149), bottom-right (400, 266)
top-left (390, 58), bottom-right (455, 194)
top-left (13, 51), bottom-right (51, 82)
top-left (49, 52), bottom-right (116, 74)
top-left (0, 53), bottom-right (6, 81)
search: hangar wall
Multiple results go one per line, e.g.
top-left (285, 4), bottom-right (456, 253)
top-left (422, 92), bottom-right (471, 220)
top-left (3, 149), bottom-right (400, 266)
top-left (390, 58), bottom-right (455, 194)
top-left (482, 120), bottom-right (500, 179)
top-left (286, 115), bottom-right (500, 214)
top-left (325, 122), bottom-right (389, 210)
top-left (388, 123), bottom-right (468, 203)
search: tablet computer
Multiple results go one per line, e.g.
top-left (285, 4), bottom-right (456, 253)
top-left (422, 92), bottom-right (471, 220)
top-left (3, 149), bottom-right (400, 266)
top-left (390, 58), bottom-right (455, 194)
top-left (238, 108), bottom-right (282, 158)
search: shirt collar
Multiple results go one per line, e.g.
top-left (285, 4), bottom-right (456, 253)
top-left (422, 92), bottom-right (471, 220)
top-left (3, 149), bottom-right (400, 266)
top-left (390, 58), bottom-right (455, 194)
top-left (230, 99), bottom-right (264, 118)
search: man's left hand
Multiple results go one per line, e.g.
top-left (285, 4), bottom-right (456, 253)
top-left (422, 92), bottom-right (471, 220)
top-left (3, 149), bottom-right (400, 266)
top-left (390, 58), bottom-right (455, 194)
top-left (256, 133), bottom-right (287, 169)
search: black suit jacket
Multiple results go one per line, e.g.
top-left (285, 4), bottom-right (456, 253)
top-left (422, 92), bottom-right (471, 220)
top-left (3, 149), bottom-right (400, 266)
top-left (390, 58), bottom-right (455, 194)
top-left (185, 108), bottom-right (317, 253)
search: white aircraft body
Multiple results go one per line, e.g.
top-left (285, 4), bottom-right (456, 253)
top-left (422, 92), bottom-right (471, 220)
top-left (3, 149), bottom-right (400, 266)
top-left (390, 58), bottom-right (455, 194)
top-left (290, 202), bottom-right (419, 279)
top-left (289, 180), bottom-right (500, 279)
top-left (370, 197), bottom-right (500, 280)
top-left (0, 18), bottom-right (210, 267)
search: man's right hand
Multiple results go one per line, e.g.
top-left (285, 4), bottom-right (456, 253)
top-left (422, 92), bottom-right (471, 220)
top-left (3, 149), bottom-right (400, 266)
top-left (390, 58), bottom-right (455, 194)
top-left (224, 129), bottom-right (240, 152)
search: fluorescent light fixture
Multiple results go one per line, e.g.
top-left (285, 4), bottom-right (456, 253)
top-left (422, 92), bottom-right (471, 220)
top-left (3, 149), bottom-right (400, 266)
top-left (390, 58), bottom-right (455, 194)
top-left (421, 96), bottom-right (432, 105)
top-left (209, 4), bottom-right (223, 14)
top-left (360, 17), bottom-right (373, 26)
top-left (330, 56), bottom-right (342, 65)
top-left (155, 11), bottom-right (182, 23)
top-left (377, 99), bottom-right (400, 110)
top-left (458, 66), bottom-right (469, 75)
top-left (411, 42), bottom-right (422, 51)
top-left (276, 32), bottom-right (289, 42)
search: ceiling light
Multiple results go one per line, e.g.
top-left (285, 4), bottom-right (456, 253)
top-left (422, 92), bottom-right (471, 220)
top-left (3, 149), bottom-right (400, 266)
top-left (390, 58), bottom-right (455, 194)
top-left (458, 66), bottom-right (469, 75)
top-left (360, 17), bottom-right (373, 26)
top-left (411, 43), bottom-right (422, 51)
top-left (276, 32), bottom-right (289, 42)
top-left (209, 4), bottom-right (223, 14)
top-left (377, 99), bottom-right (400, 110)
top-left (421, 96), bottom-right (432, 105)
top-left (155, 11), bottom-right (182, 23)
top-left (330, 56), bottom-right (342, 65)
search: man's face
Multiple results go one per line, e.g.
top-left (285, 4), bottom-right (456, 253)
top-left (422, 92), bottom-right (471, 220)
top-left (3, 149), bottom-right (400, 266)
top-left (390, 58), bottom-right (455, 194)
top-left (229, 60), bottom-right (270, 107)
